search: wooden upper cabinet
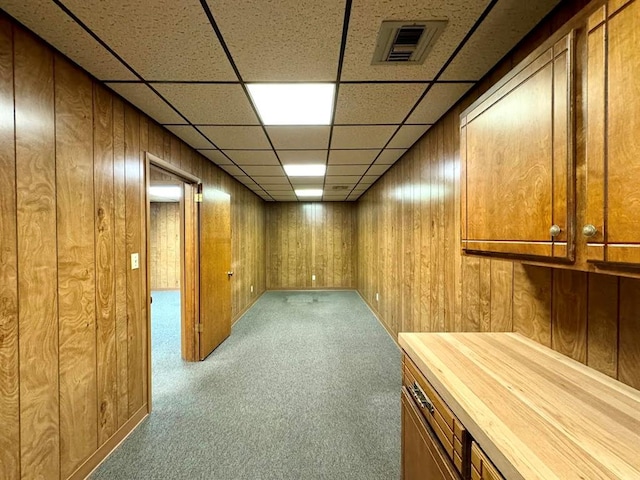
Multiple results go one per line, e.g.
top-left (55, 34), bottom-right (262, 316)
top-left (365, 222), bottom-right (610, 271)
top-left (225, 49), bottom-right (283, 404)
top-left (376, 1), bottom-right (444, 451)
top-left (586, 0), bottom-right (640, 265)
top-left (460, 32), bottom-right (575, 261)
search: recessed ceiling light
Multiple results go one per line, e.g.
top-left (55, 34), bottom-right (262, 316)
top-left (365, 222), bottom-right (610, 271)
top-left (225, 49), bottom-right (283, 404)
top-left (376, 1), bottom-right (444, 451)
top-left (247, 83), bottom-right (335, 125)
top-left (150, 185), bottom-right (182, 200)
top-left (283, 164), bottom-right (326, 177)
top-left (295, 189), bottom-right (323, 198)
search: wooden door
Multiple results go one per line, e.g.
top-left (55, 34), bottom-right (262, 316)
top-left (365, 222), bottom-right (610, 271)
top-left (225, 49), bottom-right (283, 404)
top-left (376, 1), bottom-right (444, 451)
top-left (401, 388), bottom-right (459, 480)
top-left (586, 0), bottom-right (640, 264)
top-left (199, 186), bottom-right (232, 360)
top-left (461, 32), bottom-right (574, 260)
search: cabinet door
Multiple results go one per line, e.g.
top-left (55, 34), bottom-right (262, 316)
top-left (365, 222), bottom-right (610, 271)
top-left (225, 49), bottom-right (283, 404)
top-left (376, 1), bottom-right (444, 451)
top-left (586, 0), bottom-right (640, 264)
top-left (402, 388), bottom-right (459, 480)
top-left (461, 32), bottom-right (574, 260)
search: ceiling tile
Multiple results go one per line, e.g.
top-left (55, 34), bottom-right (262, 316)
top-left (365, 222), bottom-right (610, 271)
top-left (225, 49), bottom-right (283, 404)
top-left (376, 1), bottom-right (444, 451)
top-left (206, 0), bottom-right (344, 81)
top-left (252, 176), bottom-right (291, 185)
top-left (334, 83), bottom-right (426, 124)
top-left (198, 149), bottom-right (233, 165)
top-left (225, 150), bottom-right (280, 166)
top-left (367, 164), bottom-right (392, 176)
top-left (376, 149), bottom-right (408, 165)
top-left (442, 0), bottom-right (561, 81)
top-left (361, 175), bottom-right (380, 184)
top-left (325, 176), bottom-right (362, 184)
top-left (106, 83), bottom-right (186, 124)
top-left (60, 0), bottom-right (236, 80)
top-left (289, 178), bottom-right (325, 187)
top-left (328, 149), bottom-right (380, 165)
top-left (266, 126), bottom-right (331, 150)
top-left (323, 195), bottom-right (349, 201)
top-left (234, 175), bottom-right (258, 186)
top-left (271, 194), bottom-right (298, 201)
top-left (261, 184), bottom-right (295, 191)
top-left (327, 165), bottom-right (369, 176)
top-left (221, 165), bottom-right (245, 176)
top-left (407, 83), bottom-right (474, 124)
top-left (1, 1), bottom-right (136, 80)
top-left (154, 84), bottom-right (259, 124)
top-left (199, 126), bottom-right (271, 150)
top-left (166, 126), bottom-right (214, 149)
top-left (278, 150), bottom-right (328, 164)
top-left (331, 126), bottom-right (397, 149)
top-left (341, 0), bottom-right (491, 81)
top-left (326, 185), bottom-right (356, 193)
top-left (240, 165), bottom-right (285, 176)
top-left (387, 125), bottom-right (431, 149)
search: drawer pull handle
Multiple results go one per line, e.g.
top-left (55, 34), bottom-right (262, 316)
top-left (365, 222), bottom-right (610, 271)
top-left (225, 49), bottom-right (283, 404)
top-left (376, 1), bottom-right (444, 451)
top-left (411, 382), bottom-right (434, 414)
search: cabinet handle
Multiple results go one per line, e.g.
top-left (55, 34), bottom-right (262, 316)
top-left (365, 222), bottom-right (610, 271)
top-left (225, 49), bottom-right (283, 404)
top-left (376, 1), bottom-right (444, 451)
top-left (582, 224), bottom-right (598, 238)
top-left (411, 382), bottom-right (434, 414)
top-left (549, 225), bottom-right (561, 237)
top-left (226, 271), bottom-right (234, 277)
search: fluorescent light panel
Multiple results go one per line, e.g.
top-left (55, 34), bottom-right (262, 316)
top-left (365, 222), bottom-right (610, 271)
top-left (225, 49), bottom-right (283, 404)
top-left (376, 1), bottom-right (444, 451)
top-left (150, 185), bottom-right (182, 200)
top-left (295, 189), bottom-right (323, 197)
top-left (283, 164), bottom-right (326, 177)
top-left (247, 83), bottom-right (335, 125)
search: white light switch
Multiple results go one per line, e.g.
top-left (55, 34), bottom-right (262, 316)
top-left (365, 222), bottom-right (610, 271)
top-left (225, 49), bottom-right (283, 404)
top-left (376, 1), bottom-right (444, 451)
top-left (312, 274), bottom-right (316, 281)
top-left (131, 253), bottom-right (139, 270)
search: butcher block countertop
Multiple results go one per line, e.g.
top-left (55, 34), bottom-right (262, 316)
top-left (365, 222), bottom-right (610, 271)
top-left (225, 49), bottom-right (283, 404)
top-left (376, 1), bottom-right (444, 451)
top-left (398, 332), bottom-right (640, 480)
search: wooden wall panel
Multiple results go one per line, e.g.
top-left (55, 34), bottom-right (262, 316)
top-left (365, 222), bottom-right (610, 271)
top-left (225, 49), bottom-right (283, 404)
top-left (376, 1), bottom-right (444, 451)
top-left (149, 202), bottom-right (181, 290)
top-left (14, 28), bottom-right (60, 479)
top-left (1, 15), bottom-right (267, 479)
top-left (266, 202), bottom-right (357, 290)
top-left (356, 0), bottom-right (639, 390)
top-left (0, 19), bottom-right (19, 480)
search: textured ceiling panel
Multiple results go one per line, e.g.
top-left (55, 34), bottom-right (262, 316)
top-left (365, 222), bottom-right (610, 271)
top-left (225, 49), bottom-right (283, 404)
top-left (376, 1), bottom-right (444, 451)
top-left (341, 0), bottom-right (491, 81)
top-left (326, 175), bottom-right (361, 184)
top-left (166, 126), bottom-right (214, 149)
top-left (252, 176), bottom-right (291, 185)
top-left (327, 165), bottom-right (369, 176)
top-left (289, 177), bottom-right (325, 187)
top-left (387, 125), bottom-right (431, 148)
top-left (154, 84), bottom-right (259, 124)
top-left (334, 83), bottom-right (426, 124)
top-left (207, 0), bottom-right (344, 81)
top-left (199, 126), bottom-right (271, 150)
top-left (442, 0), bottom-right (561, 81)
top-left (376, 149), bottom-right (408, 165)
top-left (106, 83), bottom-right (186, 124)
top-left (261, 184), bottom-right (295, 191)
top-left (266, 126), bottom-right (331, 150)
top-left (277, 150), bottom-right (328, 165)
top-left (331, 126), bottom-right (397, 149)
top-left (1, 1), bottom-right (135, 80)
top-left (328, 149), bottom-right (380, 165)
top-left (225, 150), bottom-right (280, 166)
top-left (198, 149), bottom-right (234, 165)
top-left (407, 83), bottom-right (474, 124)
top-left (367, 163), bottom-right (393, 176)
top-left (240, 165), bottom-right (285, 176)
top-left (61, 0), bottom-right (236, 80)
top-left (221, 164), bottom-right (246, 176)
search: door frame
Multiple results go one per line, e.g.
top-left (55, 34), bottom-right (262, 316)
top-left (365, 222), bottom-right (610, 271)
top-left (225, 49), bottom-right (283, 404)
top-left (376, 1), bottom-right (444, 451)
top-left (144, 152), bottom-right (201, 411)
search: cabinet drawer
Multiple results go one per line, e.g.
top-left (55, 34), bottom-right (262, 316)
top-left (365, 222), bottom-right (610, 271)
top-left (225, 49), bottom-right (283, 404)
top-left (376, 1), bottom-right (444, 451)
top-left (403, 354), bottom-right (469, 477)
top-left (471, 442), bottom-right (505, 480)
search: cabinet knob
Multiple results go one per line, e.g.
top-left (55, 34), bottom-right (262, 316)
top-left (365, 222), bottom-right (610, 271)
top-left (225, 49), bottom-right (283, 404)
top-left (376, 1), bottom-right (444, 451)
top-left (582, 224), bottom-right (598, 237)
top-left (549, 225), bottom-right (561, 237)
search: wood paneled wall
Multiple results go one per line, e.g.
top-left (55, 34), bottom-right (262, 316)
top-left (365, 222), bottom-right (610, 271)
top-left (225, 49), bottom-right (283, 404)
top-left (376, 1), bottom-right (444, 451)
top-left (357, 0), bottom-right (640, 391)
top-left (0, 16), bottom-right (266, 480)
top-left (266, 202), bottom-right (357, 289)
top-left (150, 202), bottom-right (180, 290)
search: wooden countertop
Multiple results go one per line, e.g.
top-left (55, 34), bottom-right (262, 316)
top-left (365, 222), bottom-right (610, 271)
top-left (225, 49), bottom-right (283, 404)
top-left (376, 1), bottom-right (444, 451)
top-left (398, 332), bottom-right (640, 480)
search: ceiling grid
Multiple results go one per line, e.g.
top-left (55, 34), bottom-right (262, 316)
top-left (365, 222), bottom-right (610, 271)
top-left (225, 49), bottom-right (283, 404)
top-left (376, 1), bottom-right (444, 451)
top-left (0, 0), bottom-right (563, 201)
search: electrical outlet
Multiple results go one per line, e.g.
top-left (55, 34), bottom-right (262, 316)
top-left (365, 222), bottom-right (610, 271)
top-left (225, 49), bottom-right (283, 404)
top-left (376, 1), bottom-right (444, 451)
top-left (131, 253), bottom-right (139, 270)
top-left (376, 292), bottom-right (379, 302)
top-left (312, 274), bottom-right (316, 281)
top-left (251, 285), bottom-right (254, 293)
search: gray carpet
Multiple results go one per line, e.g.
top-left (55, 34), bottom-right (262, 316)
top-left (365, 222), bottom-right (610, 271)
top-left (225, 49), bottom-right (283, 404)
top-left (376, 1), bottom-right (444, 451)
top-left (91, 290), bottom-right (401, 480)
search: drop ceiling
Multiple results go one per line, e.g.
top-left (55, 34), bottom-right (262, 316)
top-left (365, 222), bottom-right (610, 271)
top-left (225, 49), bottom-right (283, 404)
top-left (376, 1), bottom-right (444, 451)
top-left (0, 0), bottom-right (561, 201)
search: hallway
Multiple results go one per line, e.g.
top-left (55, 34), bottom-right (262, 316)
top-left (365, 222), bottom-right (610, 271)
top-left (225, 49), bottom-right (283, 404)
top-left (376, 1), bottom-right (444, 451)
top-left (91, 291), bottom-right (401, 479)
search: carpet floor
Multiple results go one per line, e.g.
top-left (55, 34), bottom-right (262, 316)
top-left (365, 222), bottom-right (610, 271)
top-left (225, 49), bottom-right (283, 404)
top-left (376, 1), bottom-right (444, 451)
top-left (90, 290), bottom-right (401, 480)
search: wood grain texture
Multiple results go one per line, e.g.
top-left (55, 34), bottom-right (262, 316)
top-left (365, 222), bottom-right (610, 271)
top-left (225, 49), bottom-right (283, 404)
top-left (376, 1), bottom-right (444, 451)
top-left (94, 84), bottom-right (118, 445)
top-left (55, 55), bottom-right (98, 477)
top-left (551, 269), bottom-right (588, 363)
top-left (14, 28), bottom-right (60, 479)
top-left (400, 332), bottom-right (640, 480)
top-left (149, 202), bottom-right (181, 289)
top-left (619, 277), bottom-right (640, 390)
top-left (0, 19), bottom-right (19, 480)
top-left (587, 274), bottom-right (618, 378)
top-left (265, 202), bottom-right (357, 289)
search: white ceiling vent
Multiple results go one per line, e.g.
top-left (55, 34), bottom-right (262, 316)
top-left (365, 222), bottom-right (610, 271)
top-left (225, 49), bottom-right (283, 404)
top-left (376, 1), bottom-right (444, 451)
top-left (331, 185), bottom-right (350, 191)
top-left (372, 20), bottom-right (447, 65)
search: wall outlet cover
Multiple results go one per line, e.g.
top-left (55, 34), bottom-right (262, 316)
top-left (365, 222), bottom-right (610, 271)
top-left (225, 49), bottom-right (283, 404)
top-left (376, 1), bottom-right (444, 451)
top-left (131, 253), bottom-right (139, 270)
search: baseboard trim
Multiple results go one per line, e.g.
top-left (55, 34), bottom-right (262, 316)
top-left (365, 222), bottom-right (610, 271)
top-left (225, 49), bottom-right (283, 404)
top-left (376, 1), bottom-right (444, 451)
top-left (265, 287), bottom-right (356, 291)
top-left (68, 404), bottom-right (148, 480)
top-left (232, 290), bottom-right (266, 326)
top-left (356, 290), bottom-right (399, 349)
